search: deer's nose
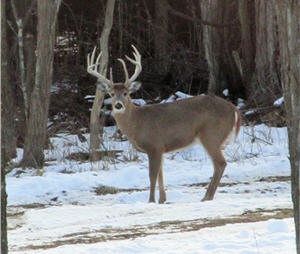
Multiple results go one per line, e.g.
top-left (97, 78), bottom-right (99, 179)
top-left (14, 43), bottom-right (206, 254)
top-left (115, 102), bottom-right (123, 110)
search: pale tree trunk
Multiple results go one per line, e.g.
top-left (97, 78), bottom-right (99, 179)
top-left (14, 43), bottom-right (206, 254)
top-left (200, 0), bottom-right (224, 93)
top-left (22, 0), bottom-right (61, 168)
top-left (238, 0), bottom-right (255, 98)
top-left (154, 0), bottom-right (169, 74)
top-left (89, 0), bottom-right (115, 162)
top-left (274, 1), bottom-right (300, 252)
top-left (253, 0), bottom-right (280, 105)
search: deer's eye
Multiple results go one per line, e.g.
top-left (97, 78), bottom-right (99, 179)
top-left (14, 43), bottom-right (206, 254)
top-left (110, 92), bottom-right (115, 96)
top-left (123, 92), bottom-right (128, 96)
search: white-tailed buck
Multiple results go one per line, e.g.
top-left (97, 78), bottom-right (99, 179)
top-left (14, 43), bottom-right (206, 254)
top-left (87, 45), bottom-right (241, 203)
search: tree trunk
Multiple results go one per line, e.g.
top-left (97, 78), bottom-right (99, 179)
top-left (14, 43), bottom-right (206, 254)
top-left (253, 0), bottom-right (280, 105)
top-left (22, 0), bottom-right (61, 168)
top-left (238, 0), bottom-right (256, 98)
top-left (274, 1), bottom-right (300, 253)
top-left (154, 0), bottom-right (169, 74)
top-left (2, 0), bottom-right (17, 161)
top-left (200, 0), bottom-right (224, 93)
top-left (89, 0), bottom-right (115, 162)
top-left (1, 0), bottom-right (15, 252)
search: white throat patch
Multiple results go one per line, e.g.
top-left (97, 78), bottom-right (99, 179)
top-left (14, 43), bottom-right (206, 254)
top-left (113, 107), bottom-right (126, 114)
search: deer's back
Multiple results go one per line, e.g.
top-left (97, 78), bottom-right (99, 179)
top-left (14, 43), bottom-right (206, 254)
top-left (133, 95), bottom-right (236, 153)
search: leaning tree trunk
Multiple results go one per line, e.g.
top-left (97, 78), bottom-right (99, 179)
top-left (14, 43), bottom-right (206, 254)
top-left (253, 0), bottom-right (281, 106)
top-left (200, 0), bottom-right (224, 94)
top-left (22, 0), bottom-right (61, 168)
top-left (274, 1), bottom-right (300, 253)
top-left (89, 0), bottom-right (115, 162)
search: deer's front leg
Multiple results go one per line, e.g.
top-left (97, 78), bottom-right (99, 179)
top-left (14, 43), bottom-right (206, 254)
top-left (147, 151), bottom-right (163, 203)
top-left (158, 166), bottom-right (166, 204)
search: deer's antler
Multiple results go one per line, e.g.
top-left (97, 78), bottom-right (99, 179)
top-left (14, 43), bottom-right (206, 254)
top-left (118, 45), bottom-right (142, 86)
top-left (87, 47), bottom-right (112, 84)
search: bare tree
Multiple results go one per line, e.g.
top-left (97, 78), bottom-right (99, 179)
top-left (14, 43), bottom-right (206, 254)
top-left (253, 0), bottom-right (281, 105)
top-left (89, 0), bottom-right (116, 162)
top-left (1, 0), bottom-right (15, 252)
top-left (10, 0), bottom-right (36, 122)
top-left (154, 0), bottom-right (169, 74)
top-left (274, 1), bottom-right (300, 252)
top-left (238, 0), bottom-right (255, 98)
top-left (22, 0), bottom-right (61, 167)
top-left (200, 0), bottom-right (224, 93)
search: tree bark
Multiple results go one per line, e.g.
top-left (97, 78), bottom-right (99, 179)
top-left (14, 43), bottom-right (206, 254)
top-left (200, 0), bottom-right (224, 93)
top-left (274, 1), bottom-right (300, 252)
top-left (238, 0), bottom-right (255, 98)
top-left (253, 0), bottom-right (280, 105)
top-left (154, 0), bottom-right (169, 74)
top-left (1, 0), bottom-right (15, 252)
top-left (22, 0), bottom-right (61, 168)
top-left (89, 0), bottom-right (115, 162)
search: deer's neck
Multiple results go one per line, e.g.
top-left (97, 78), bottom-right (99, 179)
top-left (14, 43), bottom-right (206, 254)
top-left (113, 99), bottom-right (138, 139)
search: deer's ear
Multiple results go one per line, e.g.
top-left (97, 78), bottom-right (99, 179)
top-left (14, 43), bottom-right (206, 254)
top-left (97, 82), bottom-right (110, 92)
top-left (129, 81), bottom-right (141, 94)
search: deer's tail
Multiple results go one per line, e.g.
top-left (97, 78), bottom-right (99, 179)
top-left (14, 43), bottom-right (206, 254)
top-left (225, 109), bottom-right (241, 145)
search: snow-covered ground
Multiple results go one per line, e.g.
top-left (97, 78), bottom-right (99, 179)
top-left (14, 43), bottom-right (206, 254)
top-left (7, 124), bottom-right (295, 253)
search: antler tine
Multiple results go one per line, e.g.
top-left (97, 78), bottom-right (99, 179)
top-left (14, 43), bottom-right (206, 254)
top-left (109, 67), bottom-right (113, 83)
top-left (118, 58), bottom-right (129, 85)
top-left (124, 45), bottom-right (142, 84)
top-left (95, 50), bottom-right (102, 73)
top-left (86, 47), bottom-right (110, 85)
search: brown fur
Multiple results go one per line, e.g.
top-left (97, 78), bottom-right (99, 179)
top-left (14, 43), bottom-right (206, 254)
top-left (111, 88), bottom-right (241, 203)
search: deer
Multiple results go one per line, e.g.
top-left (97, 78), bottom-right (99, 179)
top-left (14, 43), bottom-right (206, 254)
top-left (87, 45), bottom-right (241, 204)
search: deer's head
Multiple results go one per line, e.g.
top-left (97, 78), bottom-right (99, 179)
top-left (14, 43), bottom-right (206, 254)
top-left (87, 45), bottom-right (142, 113)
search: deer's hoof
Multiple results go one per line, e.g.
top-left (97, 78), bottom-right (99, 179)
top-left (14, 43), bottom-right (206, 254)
top-left (158, 198), bottom-right (166, 204)
top-left (159, 193), bottom-right (166, 204)
top-left (148, 198), bottom-right (155, 203)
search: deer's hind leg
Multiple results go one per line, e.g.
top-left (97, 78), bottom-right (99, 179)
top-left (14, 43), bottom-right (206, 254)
top-left (198, 133), bottom-right (227, 201)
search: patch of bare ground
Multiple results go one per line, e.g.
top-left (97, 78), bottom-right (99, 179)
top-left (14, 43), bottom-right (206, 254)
top-left (94, 185), bottom-right (147, 195)
top-left (186, 175), bottom-right (290, 188)
top-left (15, 208), bottom-right (292, 252)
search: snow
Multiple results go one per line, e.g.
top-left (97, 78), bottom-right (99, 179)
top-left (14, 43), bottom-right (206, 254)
top-left (24, 219), bottom-right (294, 254)
top-left (223, 88), bottom-right (229, 96)
top-left (161, 91), bottom-right (193, 103)
top-left (237, 98), bottom-right (245, 109)
top-left (274, 97), bottom-right (284, 107)
top-left (6, 124), bottom-right (295, 253)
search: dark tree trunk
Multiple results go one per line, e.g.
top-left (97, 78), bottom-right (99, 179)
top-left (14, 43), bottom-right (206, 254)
top-left (1, 159), bottom-right (8, 254)
top-left (238, 0), bottom-right (256, 98)
top-left (275, 1), bottom-right (300, 253)
top-left (22, 0), bottom-right (61, 168)
top-left (252, 0), bottom-right (281, 105)
top-left (1, 1), bottom-right (15, 252)
top-left (2, 0), bottom-right (17, 160)
top-left (154, 0), bottom-right (169, 74)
